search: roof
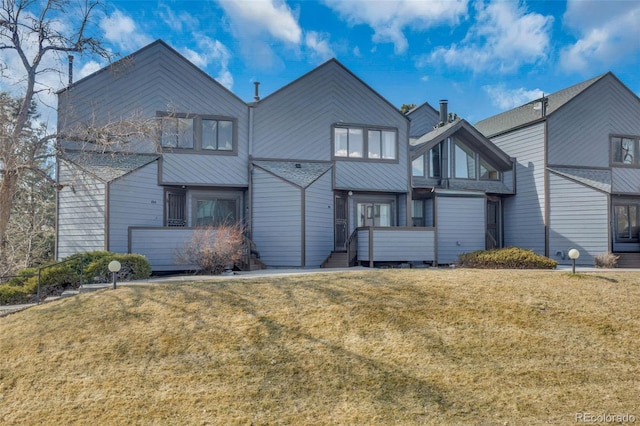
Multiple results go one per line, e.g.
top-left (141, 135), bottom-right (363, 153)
top-left (475, 73), bottom-right (608, 137)
top-left (256, 58), bottom-right (409, 123)
top-left (411, 118), bottom-right (513, 170)
top-left (548, 167), bottom-right (611, 193)
top-left (253, 160), bottom-right (333, 188)
top-left (61, 151), bottom-right (160, 183)
top-left (57, 39), bottom-right (246, 104)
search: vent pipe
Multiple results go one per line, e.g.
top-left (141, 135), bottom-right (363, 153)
top-left (439, 99), bottom-right (448, 124)
top-left (68, 55), bottom-right (74, 85)
top-left (254, 81), bottom-right (260, 101)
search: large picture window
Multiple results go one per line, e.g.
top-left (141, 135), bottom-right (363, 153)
top-left (334, 125), bottom-right (397, 160)
top-left (159, 112), bottom-right (236, 153)
top-left (614, 204), bottom-right (639, 242)
top-left (195, 198), bottom-right (237, 227)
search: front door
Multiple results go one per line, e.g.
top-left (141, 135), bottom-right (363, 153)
top-left (334, 193), bottom-right (348, 251)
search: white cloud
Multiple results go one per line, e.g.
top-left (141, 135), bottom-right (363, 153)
top-left (76, 61), bottom-right (103, 81)
top-left (559, 0), bottom-right (640, 73)
top-left (158, 3), bottom-right (200, 33)
top-left (425, 1), bottom-right (553, 73)
top-left (99, 10), bottom-right (153, 52)
top-left (218, 0), bottom-right (302, 44)
top-left (323, 0), bottom-right (468, 54)
top-left (483, 84), bottom-right (544, 110)
top-left (181, 36), bottom-right (234, 90)
top-left (305, 31), bottom-right (335, 62)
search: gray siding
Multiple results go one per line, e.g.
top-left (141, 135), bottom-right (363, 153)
top-left (129, 228), bottom-right (200, 271)
top-left (252, 60), bottom-right (409, 193)
top-left (491, 123), bottom-right (546, 254)
top-left (357, 228), bottom-right (435, 262)
top-left (57, 161), bottom-right (105, 259)
top-left (304, 172), bottom-right (334, 267)
top-left (548, 173), bottom-right (609, 265)
top-left (334, 161), bottom-right (408, 192)
top-left (58, 41), bottom-right (249, 185)
top-left (408, 104), bottom-right (439, 138)
top-left (161, 153), bottom-right (248, 186)
top-left (612, 168), bottom-right (640, 194)
top-left (108, 162), bottom-right (164, 254)
top-left (436, 196), bottom-right (485, 264)
top-left (425, 199), bottom-right (434, 227)
top-left (251, 168), bottom-right (302, 267)
top-left (548, 74), bottom-right (640, 167)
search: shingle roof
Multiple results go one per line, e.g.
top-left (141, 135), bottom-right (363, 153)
top-left (475, 74), bottom-right (607, 137)
top-left (548, 167), bottom-right (611, 193)
top-left (253, 160), bottom-right (333, 188)
top-left (61, 151), bottom-right (160, 182)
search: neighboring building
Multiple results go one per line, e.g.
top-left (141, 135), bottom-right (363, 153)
top-left (475, 72), bottom-right (640, 267)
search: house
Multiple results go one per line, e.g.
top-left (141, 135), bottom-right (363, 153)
top-left (475, 72), bottom-right (640, 267)
top-left (57, 40), bottom-right (440, 270)
top-left (55, 39), bottom-right (526, 271)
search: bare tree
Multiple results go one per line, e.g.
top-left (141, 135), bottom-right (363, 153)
top-left (0, 0), bottom-right (114, 263)
top-left (0, 1), bottom-right (161, 274)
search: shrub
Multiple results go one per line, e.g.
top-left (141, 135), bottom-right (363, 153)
top-left (176, 224), bottom-right (245, 275)
top-left (5, 267), bottom-right (38, 286)
top-left (594, 252), bottom-right (619, 268)
top-left (457, 247), bottom-right (558, 269)
top-left (0, 284), bottom-right (30, 305)
top-left (64, 251), bottom-right (113, 277)
top-left (24, 263), bottom-right (79, 297)
top-left (84, 253), bottom-right (152, 283)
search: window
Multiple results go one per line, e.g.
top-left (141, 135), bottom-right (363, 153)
top-left (368, 130), bottom-right (396, 159)
top-left (615, 204), bottom-right (639, 241)
top-left (161, 117), bottom-right (194, 149)
top-left (159, 112), bottom-right (236, 153)
top-left (165, 190), bottom-right (186, 227)
top-left (480, 157), bottom-right (500, 180)
top-left (194, 198), bottom-right (238, 227)
top-left (334, 125), bottom-right (397, 160)
top-left (612, 136), bottom-right (638, 166)
top-left (411, 199), bottom-right (424, 226)
top-left (357, 202), bottom-right (392, 227)
top-left (202, 119), bottom-right (233, 151)
top-left (454, 142), bottom-right (476, 179)
top-left (412, 155), bottom-right (424, 176)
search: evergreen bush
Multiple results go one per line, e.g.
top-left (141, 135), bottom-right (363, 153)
top-left (457, 247), bottom-right (558, 269)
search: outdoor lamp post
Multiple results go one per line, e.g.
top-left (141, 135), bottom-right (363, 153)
top-left (108, 260), bottom-right (121, 289)
top-left (568, 249), bottom-right (580, 274)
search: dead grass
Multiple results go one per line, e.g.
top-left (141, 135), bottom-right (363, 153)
top-left (1, 269), bottom-right (639, 425)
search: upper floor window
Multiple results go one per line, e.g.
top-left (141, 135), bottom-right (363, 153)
top-left (612, 136), bottom-right (638, 166)
top-left (158, 112), bottom-right (236, 153)
top-left (334, 125), bottom-right (397, 160)
top-left (480, 158), bottom-right (500, 180)
top-left (412, 143), bottom-right (442, 177)
top-left (454, 142), bottom-right (476, 179)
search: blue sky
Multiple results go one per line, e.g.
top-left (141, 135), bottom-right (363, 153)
top-left (3, 0), bottom-right (640, 124)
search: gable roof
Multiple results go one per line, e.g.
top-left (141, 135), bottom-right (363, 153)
top-left (253, 160), bottom-right (333, 188)
top-left (57, 39), bottom-right (245, 104)
top-left (257, 58), bottom-right (409, 123)
top-left (475, 73), bottom-right (608, 137)
top-left (406, 101), bottom-right (438, 117)
top-left (411, 118), bottom-right (513, 170)
top-left (61, 151), bottom-right (159, 183)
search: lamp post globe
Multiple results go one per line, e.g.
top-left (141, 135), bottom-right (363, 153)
top-left (108, 260), bottom-right (122, 289)
top-left (568, 249), bottom-right (580, 274)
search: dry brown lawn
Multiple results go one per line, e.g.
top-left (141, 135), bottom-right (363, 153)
top-left (1, 269), bottom-right (639, 425)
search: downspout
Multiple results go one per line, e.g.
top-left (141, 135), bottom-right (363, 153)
top-left (248, 103), bottom-right (255, 240)
top-left (405, 118), bottom-right (412, 227)
top-left (55, 158), bottom-right (60, 260)
top-left (543, 107), bottom-right (549, 257)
